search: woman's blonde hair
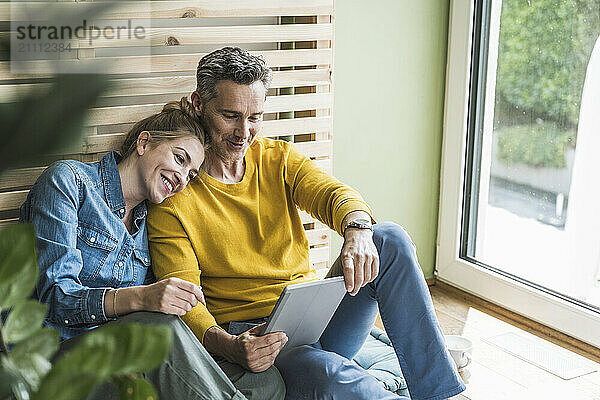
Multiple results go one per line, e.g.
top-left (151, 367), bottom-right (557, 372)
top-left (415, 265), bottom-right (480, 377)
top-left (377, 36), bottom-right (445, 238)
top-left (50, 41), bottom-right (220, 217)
top-left (120, 97), bottom-right (205, 159)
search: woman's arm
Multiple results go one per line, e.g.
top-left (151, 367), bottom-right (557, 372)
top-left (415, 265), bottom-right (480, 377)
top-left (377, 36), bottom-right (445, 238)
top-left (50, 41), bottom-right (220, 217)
top-left (103, 278), bottom-right (204, 318)
top-left (22, 162), bottom-right (108, 327)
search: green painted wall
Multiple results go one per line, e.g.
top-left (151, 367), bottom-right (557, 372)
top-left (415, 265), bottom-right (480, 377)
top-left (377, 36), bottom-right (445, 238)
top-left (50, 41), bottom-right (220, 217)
top-left (331, 1), bottom-right (450, 279)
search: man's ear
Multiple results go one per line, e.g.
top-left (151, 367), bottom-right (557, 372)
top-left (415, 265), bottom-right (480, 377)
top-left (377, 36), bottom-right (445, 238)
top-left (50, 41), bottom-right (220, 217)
top-left (190, 91), bottom-right (204, 117)
top-left (136, 131), bottom-right (151, 156)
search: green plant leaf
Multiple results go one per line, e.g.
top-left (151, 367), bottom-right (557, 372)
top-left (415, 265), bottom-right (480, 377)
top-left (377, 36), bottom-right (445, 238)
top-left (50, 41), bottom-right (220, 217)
top-left (0, 74), bottom-right (110, 174)
top-left (33, 339), bottom-right (114, 400)
top-left (35, 323), bottom-right (171, 400)
top-left (10, 328), bottom-right (59, 361)
top-left (13, 354), bottom-right (52, 393)
top-left (12, 380), bottom-right (30, 400)
top-left (32, 374), bottom-right (99, 400)
top-left (93, 323), bottom-right (173, 375)
top-left (114, 375), bottom-right (157, 400)
top-left (0, 224), bottom-right (38, 308)
top-left (4, 301), bottom-right (47, 344)
top-left (2, 352), bottom-right (51, 396)
top-left (0, 365), bottom-right (20, 399)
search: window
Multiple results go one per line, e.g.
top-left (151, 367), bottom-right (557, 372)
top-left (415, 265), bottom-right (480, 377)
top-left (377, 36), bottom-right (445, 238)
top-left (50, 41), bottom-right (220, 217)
top-left (438, 0), bottom-right (600, 348)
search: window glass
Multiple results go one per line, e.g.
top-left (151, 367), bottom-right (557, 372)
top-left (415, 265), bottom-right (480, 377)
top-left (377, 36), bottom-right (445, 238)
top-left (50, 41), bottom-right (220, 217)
top-left (464, 0), bottom-right (600, 309)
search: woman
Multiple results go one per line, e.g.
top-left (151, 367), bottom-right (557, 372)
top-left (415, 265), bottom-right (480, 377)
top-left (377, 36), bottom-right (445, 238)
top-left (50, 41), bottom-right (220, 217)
top-left (20, 98), bottom-right (283, 400)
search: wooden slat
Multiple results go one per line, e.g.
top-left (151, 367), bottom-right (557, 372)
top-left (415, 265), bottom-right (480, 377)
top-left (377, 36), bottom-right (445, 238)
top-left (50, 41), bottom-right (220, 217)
top-left (0, 49), bottom-right (332, 78)
top-left (299, 210), bottom-right (314, 225)
top-left (3, 1), bottom-right (333, 21)
top-left (0, 24), bottom-right (332, 50)
top-left (266, 93), bottom-right (332, 114)
top-left (306, 228), bottom-right (330, 247)
top-left (0, 218), bottom-right (19, 232)
top-left (85, 93), bottom-right (332, 126)
top-left (103, 69), bottom-right (329, 98)
top-left (262, 116), bottom-right (331, 137)
top-left (68, 136), bottom-right (332, 162)
top-left (313, 159), bottom-right (331, 174)
top-left (105, 69), bottom-right (329, 97)
top-left (309, 246), bottom-right (329, 265)
top-left (294, 140), bottom-right (332, 159)
top-left (0, 69), bottom-right (331, 103)
top-left (0, 167), bottom-right (47, 191)
top-left (0, 158), bottom-right (330, 194)
top-left (65, 24), bottom-right (332, 49)
top-left (0, 190), bottom-right (28, 212)
top-left (0, 213), bottom-right (330, 253)
top-left (56, 117), bottom-right (332, 156)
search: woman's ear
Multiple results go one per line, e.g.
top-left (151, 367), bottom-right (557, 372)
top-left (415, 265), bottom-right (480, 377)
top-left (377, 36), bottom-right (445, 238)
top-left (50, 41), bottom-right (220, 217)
top-left (190, 91), bottom-right (203, 117)
top-left (136, 131), bottom-right (151, 156)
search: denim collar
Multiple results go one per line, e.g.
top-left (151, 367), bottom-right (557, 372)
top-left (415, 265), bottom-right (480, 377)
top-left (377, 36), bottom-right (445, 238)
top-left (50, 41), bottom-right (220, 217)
top-left (99, 152), bottom-right (148, 223)
top-left (100, 151), bottom-right (148, 223)
top-left (99, 152), bottom-right (126, 217)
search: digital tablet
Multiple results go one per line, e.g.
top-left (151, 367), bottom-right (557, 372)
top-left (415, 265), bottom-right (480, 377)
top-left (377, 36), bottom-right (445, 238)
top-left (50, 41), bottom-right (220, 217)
top-left (262, 276), bottom-right (347, 350)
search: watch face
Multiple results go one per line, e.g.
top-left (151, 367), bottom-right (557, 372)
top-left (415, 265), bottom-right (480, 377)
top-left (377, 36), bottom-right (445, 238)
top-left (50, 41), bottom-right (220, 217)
top-left (347, 218), bottom-right (373, 231)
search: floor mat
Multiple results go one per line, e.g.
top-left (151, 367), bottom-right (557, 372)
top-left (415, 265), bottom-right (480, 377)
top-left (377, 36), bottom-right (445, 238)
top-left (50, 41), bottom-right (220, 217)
top-left (482, 331), bottom-right (597, 380)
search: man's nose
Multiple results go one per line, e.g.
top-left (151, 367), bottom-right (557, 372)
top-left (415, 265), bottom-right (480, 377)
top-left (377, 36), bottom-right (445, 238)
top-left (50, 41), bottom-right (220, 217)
top-left (235, 119), bottom-right (251, 139)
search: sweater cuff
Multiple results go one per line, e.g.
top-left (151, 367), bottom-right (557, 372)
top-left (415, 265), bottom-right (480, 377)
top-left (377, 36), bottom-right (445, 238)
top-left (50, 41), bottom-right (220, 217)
top-left (333, 200), bottom-right (373, 236)
top-left (181, 306), bottom-right (220, 345)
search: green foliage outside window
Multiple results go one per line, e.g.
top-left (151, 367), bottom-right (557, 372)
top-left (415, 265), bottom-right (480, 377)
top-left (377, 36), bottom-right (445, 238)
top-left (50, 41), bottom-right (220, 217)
top-left (494, 0), bottom-right (600, 167)
top-left (496, 122), bottom-right (575, 168)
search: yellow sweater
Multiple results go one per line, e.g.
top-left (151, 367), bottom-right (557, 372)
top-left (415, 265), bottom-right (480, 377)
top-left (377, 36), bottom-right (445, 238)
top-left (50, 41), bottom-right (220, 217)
top-left (147, 137), bottom-right (372, 343)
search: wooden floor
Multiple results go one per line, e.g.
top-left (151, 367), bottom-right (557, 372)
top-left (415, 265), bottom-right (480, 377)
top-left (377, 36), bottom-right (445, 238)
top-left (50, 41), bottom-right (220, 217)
top-left (376, 284), bottom-right (600, 400)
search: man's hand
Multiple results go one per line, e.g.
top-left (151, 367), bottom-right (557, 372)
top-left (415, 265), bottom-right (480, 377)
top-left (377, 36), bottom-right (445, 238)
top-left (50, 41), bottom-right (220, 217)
top-left (204, 324), bottom-right (288, 373)
top-left (340, 228), bottom-right (379, 296)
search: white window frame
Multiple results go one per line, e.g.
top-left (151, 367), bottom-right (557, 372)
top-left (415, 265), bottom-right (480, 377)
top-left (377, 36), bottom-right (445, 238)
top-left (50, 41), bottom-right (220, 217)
top-left (437, 0), bottom-right (600, 348)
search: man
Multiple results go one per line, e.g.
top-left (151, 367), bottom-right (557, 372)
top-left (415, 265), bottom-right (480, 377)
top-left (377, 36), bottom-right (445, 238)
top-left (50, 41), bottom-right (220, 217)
top-left (148, 47), bottom-right (466, 400)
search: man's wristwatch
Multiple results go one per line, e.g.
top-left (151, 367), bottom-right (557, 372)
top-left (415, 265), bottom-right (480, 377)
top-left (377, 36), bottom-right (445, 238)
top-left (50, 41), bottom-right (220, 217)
top-left (343, 218), bottom-right (373, 236)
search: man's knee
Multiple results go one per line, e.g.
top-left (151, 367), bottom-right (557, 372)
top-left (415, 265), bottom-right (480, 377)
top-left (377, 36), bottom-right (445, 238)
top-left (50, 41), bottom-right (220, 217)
top-left (227, 363), bottom-right (285, 400)
top-left (372, 222), bottom-right (427, 284)
top-left (374, 222), bottom-right (417, 259)
top-left (257, 366), bottom-right (286, 400)
top-left (280, 348), bottom-right (378, 398)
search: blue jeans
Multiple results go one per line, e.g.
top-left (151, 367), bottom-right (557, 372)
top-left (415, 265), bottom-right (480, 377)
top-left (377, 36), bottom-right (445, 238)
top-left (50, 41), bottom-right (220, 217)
top-left (274, 222), bottom-right (465, 400)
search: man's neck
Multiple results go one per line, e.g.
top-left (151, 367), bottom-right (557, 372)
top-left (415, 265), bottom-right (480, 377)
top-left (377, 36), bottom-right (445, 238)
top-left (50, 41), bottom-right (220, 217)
top-left (203, 152), bottom-right (246, 183)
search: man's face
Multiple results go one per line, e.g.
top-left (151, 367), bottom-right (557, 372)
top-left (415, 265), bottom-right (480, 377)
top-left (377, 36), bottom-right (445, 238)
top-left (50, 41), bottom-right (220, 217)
top-left (197, 80), bottom-right (266, 164)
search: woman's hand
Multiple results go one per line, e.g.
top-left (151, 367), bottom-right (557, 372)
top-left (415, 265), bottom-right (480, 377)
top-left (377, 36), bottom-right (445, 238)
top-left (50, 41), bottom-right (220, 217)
top-left (105, 278), bottom-right (205, 318)
top-left (139, 278), bottom-right (205, 315)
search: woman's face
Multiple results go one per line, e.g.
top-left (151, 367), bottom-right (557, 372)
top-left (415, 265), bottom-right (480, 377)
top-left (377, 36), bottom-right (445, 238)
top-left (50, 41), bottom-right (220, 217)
top-left (137, 134), bottom-right (204, 204)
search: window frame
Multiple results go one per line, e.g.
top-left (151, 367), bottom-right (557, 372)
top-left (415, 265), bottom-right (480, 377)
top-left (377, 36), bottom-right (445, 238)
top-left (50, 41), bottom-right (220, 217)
top-left (437, 0), bottom-right (600, 348)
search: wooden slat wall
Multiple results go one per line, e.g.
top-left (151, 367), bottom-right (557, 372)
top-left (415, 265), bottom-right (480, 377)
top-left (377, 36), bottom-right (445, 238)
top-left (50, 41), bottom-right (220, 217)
top-left (0, 1), bottom-right (335, 272)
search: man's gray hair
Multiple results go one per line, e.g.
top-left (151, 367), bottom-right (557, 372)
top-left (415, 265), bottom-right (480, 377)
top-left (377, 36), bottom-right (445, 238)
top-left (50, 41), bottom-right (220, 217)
top-left (196, 47), bottom-right (273, 103)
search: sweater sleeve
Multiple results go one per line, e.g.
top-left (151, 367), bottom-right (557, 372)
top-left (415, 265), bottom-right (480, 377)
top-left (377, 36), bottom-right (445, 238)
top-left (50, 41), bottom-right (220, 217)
top-left (147, 199), bottom-right (218, 344)
top-left (283, 142), bottom-right (373, 236)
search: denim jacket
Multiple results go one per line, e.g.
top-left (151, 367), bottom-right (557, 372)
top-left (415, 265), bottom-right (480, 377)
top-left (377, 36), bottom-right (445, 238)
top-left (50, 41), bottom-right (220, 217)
top-left (20, 152), bottom-right (155, 340)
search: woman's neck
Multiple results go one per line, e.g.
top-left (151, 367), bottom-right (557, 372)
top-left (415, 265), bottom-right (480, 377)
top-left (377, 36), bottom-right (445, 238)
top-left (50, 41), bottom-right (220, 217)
top-left (117, 156), bottom-right (145, 212)
top-left (203, 151), bottom-right (246, 183)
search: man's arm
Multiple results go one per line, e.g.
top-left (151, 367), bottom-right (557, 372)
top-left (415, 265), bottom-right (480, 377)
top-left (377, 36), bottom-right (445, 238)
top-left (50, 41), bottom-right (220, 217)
top-left (284, 144), bottom-right (379, 295)
top-left (147, 199), bottom-right (287, 372)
